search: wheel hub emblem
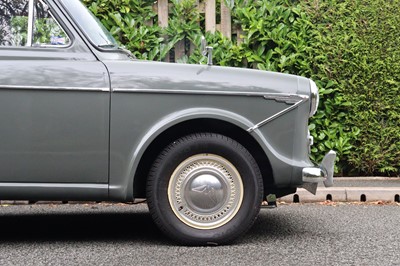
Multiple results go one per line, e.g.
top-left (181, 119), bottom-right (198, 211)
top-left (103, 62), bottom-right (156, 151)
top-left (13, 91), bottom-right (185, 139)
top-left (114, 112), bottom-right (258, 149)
top-left (192, 184), bottom-right (219, 205)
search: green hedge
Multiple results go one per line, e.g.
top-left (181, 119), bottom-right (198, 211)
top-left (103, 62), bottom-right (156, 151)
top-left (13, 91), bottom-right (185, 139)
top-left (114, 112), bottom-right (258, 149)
top-left (304, 0), bottom-right (400, 176)
top-left (83, 0), bottom-right (400, 176)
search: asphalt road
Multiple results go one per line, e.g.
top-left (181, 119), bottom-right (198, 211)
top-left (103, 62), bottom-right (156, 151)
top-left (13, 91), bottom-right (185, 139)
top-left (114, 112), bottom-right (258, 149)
top-left (0, 202), bottom-right (399, 266)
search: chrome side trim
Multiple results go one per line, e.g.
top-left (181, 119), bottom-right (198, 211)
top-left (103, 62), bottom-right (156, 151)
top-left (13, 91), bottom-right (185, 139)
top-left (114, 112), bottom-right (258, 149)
top-left (247, 95), bottom-right (308, 132)
top-left (263, 94), bottom-right (307, 104)
top-left (0, 183), bottom-right (108, 201)
top-left (0, 85), bottom-right (109, 92)
top-left (0, 183), bottom-right (107, 188)
top-left (114, 87), bottom-right (306, 99)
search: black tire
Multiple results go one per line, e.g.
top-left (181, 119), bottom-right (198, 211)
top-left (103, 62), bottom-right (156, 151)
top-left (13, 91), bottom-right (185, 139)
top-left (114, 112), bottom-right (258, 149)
top-left (146, 133), bottom-right (263, 245)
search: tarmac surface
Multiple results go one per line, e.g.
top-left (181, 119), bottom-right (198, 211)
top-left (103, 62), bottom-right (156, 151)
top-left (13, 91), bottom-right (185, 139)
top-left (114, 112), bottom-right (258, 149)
top-left (0, 203), bottom-right (399, 265)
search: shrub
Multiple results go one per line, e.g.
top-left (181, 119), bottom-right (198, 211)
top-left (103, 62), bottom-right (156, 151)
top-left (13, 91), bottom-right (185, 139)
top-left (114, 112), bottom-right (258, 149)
top-left (303, 0), bottom-right (400, 176)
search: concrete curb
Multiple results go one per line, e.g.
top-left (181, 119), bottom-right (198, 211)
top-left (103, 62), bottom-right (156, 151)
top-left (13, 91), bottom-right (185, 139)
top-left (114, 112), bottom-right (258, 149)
top-left (278, 187), bottom-right (400, 203)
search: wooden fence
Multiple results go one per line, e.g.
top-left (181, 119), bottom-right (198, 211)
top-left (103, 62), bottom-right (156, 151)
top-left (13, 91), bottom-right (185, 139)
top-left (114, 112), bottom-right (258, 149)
top-left (153, 0), bottom-right (243, 62)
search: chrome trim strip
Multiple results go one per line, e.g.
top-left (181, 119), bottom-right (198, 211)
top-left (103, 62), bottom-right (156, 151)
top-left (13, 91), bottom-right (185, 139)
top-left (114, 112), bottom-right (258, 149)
top-left (247, 96), bottom-right (308, 132)
top-left (263, 94), bottom-right (307, 104)
top-left (0, 183), bottom-right (108, 200)
top-left (114, 87), bottom-right (307, 99)
top-left (0, 85), bottom-right (109, 92)
top-left (0, 183), bottom-right (107, 189)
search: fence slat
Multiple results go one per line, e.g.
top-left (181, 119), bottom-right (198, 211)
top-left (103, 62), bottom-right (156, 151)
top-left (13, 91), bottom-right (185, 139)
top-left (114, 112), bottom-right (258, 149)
top-left (205, 0), bottom-right (216, 33)
top-left (220, 2), bottom-right (231, 39)
top-left (155, 0), bottom-right (240, 62)
top-left (158, 0), bottom-right (169, 28)
top-left (157, 0), bottom-right (169, 62)
top-left (175, 40), bottom-right (185, 61)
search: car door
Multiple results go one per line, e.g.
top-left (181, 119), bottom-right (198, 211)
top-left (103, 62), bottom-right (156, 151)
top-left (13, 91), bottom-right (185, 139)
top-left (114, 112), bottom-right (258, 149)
top-left (0, 0), bottom-right (110, 184)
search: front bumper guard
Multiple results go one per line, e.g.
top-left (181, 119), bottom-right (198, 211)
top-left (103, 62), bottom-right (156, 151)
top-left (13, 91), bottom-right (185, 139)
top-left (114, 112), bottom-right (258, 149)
top-left (301, 150), bottom-right (337, 194)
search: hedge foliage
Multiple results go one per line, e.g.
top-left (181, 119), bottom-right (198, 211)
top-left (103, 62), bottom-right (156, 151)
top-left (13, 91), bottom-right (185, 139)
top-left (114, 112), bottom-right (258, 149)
top-left (304, 0), bottom-right (400, 176)
top-left (83, 0), bottom-right (400, 176)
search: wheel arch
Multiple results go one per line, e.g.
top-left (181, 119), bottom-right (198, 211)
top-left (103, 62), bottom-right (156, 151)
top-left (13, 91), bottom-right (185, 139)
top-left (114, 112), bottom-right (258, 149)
top-left (132, 111), bottom-right (275, 199)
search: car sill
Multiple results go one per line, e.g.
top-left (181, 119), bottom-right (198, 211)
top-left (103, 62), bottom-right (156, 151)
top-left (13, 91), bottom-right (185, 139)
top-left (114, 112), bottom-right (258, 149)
top-left (0, 183), bottom-right (108, 201)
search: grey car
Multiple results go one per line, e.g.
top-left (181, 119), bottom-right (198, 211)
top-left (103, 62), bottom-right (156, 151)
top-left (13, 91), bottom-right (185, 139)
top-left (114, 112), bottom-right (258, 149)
top-left (0, 0), bottom-right (335, 245)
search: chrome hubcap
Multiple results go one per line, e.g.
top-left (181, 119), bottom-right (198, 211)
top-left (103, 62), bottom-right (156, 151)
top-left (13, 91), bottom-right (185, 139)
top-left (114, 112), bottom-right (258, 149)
top-left (168, 154), bottom-right (243, 230)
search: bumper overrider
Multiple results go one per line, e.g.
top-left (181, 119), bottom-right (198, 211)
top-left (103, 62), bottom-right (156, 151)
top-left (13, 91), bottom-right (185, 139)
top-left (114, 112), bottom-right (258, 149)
top-left (300, 80), bottom-right (337, 194)
top-left (301, 150), bottom-right (337, 194)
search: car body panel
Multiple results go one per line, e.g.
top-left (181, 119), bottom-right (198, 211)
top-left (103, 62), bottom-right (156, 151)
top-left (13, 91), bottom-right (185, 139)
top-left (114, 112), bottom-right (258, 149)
top-left (0, 46), bottom-right (110, 185)
top-left (0, 0), bottom-right (329, 202)
top-left (105, 60), bottom-right (312, 200)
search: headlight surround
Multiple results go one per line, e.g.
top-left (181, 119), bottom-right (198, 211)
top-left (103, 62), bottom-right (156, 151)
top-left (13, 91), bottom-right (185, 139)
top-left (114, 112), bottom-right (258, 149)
top-left (309, 79), bottom-right (319, 117)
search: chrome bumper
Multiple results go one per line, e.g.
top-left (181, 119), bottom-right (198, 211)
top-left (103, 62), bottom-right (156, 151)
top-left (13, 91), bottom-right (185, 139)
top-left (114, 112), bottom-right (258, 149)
top-left (301, 150), bottom-right (336, 194)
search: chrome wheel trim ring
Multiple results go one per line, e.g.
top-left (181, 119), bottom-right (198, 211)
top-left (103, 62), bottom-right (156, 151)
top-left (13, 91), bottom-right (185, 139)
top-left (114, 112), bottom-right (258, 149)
top-left (168, 154), bottom-right (244, 230)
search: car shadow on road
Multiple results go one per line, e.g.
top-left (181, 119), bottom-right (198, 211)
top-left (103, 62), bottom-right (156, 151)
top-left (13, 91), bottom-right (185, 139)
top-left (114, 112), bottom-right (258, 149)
top-left (0, 203), bottom-right (170, 245)
top-left (0, 204), bottom-right (306, 245)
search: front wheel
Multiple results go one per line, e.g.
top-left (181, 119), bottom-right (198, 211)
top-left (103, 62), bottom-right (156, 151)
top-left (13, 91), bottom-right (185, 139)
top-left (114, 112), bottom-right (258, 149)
top-left (146, 133), bottom-right (263, 245)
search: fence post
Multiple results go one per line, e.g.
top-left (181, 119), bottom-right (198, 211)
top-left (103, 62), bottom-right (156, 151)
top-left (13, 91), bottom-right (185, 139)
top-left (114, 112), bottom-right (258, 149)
top-left (220, 1), bottom-right (231, 39)
top-left (175, 40), bottom-right (186, 62)
top-left (158, 0), bottom-right (169, 61)
top-left (205, 0), bottom-right (216, 33)
top-left (156, 0), bottom-right (236, 62)
top-left (158, 0), bottom-right (169, 28)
